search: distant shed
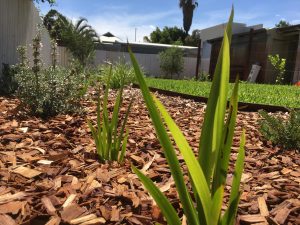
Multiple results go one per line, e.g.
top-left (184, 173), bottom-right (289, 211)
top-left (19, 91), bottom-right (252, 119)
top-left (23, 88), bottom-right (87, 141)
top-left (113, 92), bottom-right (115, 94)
top-left (208, 25), bottom-right (300, 83)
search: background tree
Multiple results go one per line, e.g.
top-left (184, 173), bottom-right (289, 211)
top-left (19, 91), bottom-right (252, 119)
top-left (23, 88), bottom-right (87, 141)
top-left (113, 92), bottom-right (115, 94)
top-left (144, 26), bottom-right (200, 46)
top-left (159, 46), bottom-right (184, 79)
top-left (145, 27), bottom-right (186, 45)
top-left (184, 29), bottom-right (201, 46)
top-left (275, 20), bottom-right (291, 28)
top-left (179, 0), bottom-right (198, 34)
top-left (34, 0), bottom-right (55, 5)
top-left (43, 9), bottom-right (68, 43)
top-left (44, 10), bottom-right (100, 68)
top-left (61, 18), bottom-right (100, 68)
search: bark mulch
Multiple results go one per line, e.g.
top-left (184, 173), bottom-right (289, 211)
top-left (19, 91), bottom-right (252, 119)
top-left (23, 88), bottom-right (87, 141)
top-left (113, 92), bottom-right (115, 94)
top-left (0, 89), bottom-right (299, 225)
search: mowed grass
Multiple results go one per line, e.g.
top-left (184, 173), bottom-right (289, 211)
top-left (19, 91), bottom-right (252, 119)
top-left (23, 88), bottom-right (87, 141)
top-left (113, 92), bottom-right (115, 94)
top-left (145, 78), bottom-right (300, 108)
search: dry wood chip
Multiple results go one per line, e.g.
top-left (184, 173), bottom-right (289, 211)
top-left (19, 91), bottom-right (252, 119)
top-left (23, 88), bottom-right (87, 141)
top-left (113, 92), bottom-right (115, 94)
top-left (110, 206), bottom-right (120, 222)
top-left (62, 194), bottom-right (77, 208)
top-left (12, 166), bottom-right (41, 178)
top-left (37, 160), bottom-right (54, 165)
top-left (141, 153), bottom-right (159, 173)
top-left (69, 214), bottom-right (97, 224)
top-left (42, 196), bottom-right (56, 216)
top-left (130, 155), bottom-right (144, 164)
top-left (80, 218), bottom-right (106, 225)
top-left (61, 204), bottom-right (86, 222)
top-left (45, 216), bottom-right (61, 225)
top-left (0, 214), bottom-right (17, 225)
top-left (0, 192), bottom-right (26, 204)
top-left (258, 197), bottom-right (269, 217)
top-left (239, 214), bottom-right (267, 223)
top-left (0, 201), bottom-right (25, 214)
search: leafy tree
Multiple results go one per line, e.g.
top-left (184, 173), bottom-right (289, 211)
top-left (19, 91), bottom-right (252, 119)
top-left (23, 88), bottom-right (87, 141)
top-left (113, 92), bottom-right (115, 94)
top-left (43, 9), bottom-right (68, 43)
top-left (184, 29), bottom-right (201, 46)
top-left (34, 0), bottom-right (55, 5)
top-left (268, 54), bottom-right (286, 84)
top-left (275, 20), bottom-right (291, 28)
top-left (145, 27), bottom-right (200, 46)
top-left (61, 18), bottom-right (100, 68)
top-left (159, 46), bottom-right (184, 79)
top-left (145, 27), bottom-right (186, 45)
top-left (179, 0), bottom-right (198, 34)
top-left (44, 10), bottom-right (100, 68)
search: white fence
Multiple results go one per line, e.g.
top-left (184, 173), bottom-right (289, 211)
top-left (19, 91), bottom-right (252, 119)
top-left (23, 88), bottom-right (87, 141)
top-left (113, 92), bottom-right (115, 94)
top-left (58, 47), bottom-right (198, 78)
top-left (0, 0), bottom-right (52, 72)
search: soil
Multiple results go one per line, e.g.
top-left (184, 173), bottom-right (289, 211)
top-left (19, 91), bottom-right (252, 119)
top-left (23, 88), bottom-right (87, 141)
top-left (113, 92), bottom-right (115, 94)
top-left (0, 88), bottom-right (299, 225)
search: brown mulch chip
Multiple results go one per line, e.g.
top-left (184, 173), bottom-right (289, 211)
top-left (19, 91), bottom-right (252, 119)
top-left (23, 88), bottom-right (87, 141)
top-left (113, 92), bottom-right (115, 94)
top-left (0, 88), bottom-right (299, 225)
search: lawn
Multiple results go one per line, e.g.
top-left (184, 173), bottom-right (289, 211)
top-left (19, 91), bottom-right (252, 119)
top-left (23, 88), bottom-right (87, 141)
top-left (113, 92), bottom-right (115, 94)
top-left (145, 78), bottom-right (300, 108)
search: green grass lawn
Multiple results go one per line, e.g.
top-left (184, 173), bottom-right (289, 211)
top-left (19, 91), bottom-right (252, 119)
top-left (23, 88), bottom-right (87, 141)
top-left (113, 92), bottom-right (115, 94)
top-left (145, 78), bottom-right (300, 108)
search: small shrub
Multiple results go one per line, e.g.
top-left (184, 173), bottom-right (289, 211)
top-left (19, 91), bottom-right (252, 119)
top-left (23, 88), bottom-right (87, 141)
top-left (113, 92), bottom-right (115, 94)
top-left (259, 110), bottom-right (300, 150)
top-left (99, 59), bottom-right (136, 89)
top-left (197, 71), bottom-right (211, 81)
top-left (15, 31), bottom-right (84, 118)
top-left (159, 45), bottom-right (184, 79)
top-left (268, 54), bottom-right (286, 84)
top-left (88, 64), bottom-right (133, 163)
top-left (0, 63), bottom-right (18, 96)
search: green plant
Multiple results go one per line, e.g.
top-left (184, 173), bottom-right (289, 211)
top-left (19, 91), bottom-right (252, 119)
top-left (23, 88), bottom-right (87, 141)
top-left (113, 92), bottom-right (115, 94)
top-left (88, 64), bottom-right (133, 163)
top-left (15, 35), bottom-right (83, 117)
top-left (268, 54), bottom-right (286, 84)
top-left (99, 59), bottom-right (136, 89)
top-left (159, 46), bottom-right (184, 79)
top-left (131, 8), bottom-right (246, 225)
top-left (259, 110), bottom-right (300, 150)
top-left (0, 63), bottom-right (18, 96)
top-left (197, 71), bottom-right (211, 81)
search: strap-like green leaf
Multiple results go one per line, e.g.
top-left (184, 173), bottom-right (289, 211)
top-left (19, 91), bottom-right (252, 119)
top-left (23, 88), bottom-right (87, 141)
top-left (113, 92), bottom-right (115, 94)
top-left (212, 76), bottom-right (239, 193)
top-left (118, 129), bottom-right (128, 163)
top-left (198, 8), bottom-right (234, 183)
top-left (153, 94), bottom-right (211, 222)
top-left (221, 130), bottom-right (245, 225)
top-left (209, 185), bottom-right (224, 225)
top-left (129, 47), bottom-right (199, 225)
top-left (132, 166), bottom-right (181, 225)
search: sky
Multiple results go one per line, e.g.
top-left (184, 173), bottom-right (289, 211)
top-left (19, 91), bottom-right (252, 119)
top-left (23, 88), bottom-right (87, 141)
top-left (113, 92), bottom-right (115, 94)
top-left (37, 0), bottom-right (300, 42)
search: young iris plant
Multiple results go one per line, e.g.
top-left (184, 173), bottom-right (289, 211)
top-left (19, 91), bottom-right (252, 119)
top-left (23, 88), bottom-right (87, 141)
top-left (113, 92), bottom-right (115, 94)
top-left (130, 8), bottom-right (246, 225)
top-left (88, 64), bottom-right (133, 163)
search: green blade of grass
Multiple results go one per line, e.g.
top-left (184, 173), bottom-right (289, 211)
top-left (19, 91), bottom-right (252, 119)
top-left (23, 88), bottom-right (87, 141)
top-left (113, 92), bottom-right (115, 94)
top-left (129, 47), bottom-right (200, 225)
top-left (118, 129), bottom-right (129, 162)
top-left (153, 94), bottom-right (211, 221)
top-left (221, 130), bottom-right (245, 225)
top-left (116, 98), bottom-right (133, 152)
top-left (132, 166), bottom-right (181, 225)
top-left (198, 9), bottom-right (233, 182)
top-left (212, 76), bottom-right (239, 193)
top-left (209, 185), bottom-right (224, 225)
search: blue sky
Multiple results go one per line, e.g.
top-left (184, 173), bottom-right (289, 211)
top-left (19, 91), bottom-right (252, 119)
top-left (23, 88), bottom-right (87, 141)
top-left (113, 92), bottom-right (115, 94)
top-left (37, 0), bottom-right (300, 42)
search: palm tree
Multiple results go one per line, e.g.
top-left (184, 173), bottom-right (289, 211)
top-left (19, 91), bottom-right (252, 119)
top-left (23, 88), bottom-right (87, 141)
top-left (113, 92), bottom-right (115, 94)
top-left (60, 17), bottom-right (100, 68)
top-left (179, 0), bottom-right (198, 34)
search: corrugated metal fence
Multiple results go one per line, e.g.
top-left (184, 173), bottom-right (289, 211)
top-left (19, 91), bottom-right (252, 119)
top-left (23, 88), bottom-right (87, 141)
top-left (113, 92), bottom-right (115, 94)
top-left (0, 0), bottom-right (51, 74)
top-left (57, 46), bottom-right (198, 78)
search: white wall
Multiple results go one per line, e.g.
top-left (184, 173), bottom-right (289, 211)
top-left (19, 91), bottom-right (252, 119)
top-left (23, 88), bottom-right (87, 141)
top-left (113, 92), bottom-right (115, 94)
top-left (58, 47), bottom-right (197, 78)
top-left (0, 0), bottom-right (51, 73)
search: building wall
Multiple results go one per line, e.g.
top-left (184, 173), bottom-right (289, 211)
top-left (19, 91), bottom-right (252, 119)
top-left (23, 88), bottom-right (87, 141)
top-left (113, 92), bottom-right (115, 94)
top-left (58, 47), bottom-right (197, 78)
top-left (0, 0), bottom-right (51, 75)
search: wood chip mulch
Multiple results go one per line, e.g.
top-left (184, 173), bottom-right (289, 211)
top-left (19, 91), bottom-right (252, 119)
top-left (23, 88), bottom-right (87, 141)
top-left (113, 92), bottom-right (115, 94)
top-left (0, 88), bottom-right (299, 225)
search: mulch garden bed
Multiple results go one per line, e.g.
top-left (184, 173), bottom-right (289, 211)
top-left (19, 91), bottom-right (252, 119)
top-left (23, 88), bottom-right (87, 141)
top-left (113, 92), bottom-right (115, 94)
top-left (0, 88), bottom-right (299, 225)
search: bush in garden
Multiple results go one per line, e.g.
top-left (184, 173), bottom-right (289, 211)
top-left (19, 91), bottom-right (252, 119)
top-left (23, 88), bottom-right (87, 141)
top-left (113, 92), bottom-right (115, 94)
top-left (159, 45), bottom-right (184, 79)
top-left (0, 63), bottom-right (18, 96)
top-left (15, 31), bottom-right (84, 118)
top-left (130, 8), bottom-right (246, 225)
top-left (268, 54), bottom-right (286, 84)
top-left (88, 64), bottom-right (133, 163)
top-left (99, 59), bottom-right (136, 89)
top-left (259, 110), bottom-right (300, 150)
